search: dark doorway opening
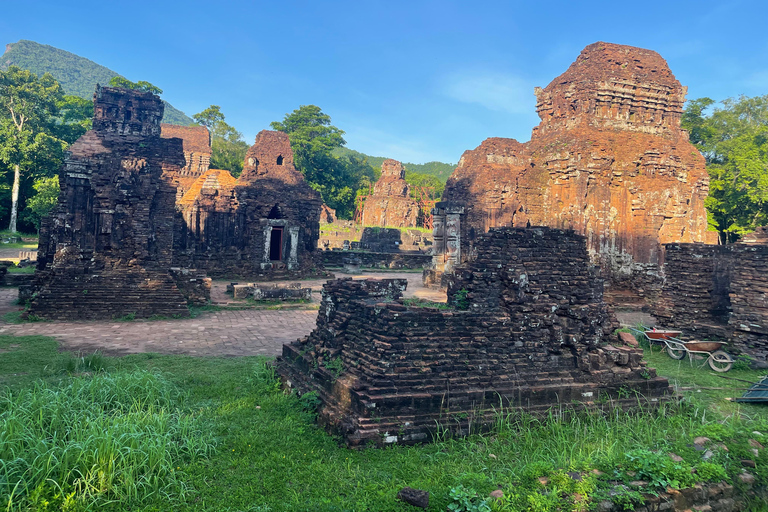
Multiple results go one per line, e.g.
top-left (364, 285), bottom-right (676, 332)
top-left (269, 227), bottom-right (283, 261)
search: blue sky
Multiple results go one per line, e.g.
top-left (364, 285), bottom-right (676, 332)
top-left (2, 0), bottom-right (767, 164)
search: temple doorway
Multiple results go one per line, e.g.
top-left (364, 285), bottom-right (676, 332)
top-left (269, 227), bottom-right (283, 261)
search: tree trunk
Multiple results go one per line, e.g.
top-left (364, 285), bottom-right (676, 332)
top-left (8, 163), bottom-right (20, 233)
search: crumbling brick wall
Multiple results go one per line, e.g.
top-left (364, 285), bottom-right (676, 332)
top-left (279, 227), bottom-right (672, 446)
top-left (29, 86), bottom-right (189, 320)
top-left (657, 244), bottom-right (733, 328)
top-left (658, 232), bottom-right (768, 359)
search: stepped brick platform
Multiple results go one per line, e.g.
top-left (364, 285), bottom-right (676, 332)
top-left (28, 86), bottom-right (189, 320)
top-left (279, 227), bottom-right (673, 446)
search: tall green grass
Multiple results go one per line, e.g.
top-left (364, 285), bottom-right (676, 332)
top-left (0, 370), bottom-right (215, 510)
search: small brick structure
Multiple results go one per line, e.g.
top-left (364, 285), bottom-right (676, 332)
top-left (278, 227), bottom-right (672, 446)
top-left (319, 222), bottom-right (433, 252)
top-left (173, 130), bottom-right (326, 280)
top-left (658, 227), bottom-right (768, 359)
top-left (28, 86), bottom-right (191, 320)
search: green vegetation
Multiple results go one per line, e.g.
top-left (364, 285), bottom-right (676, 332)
top-left (0, 66), bottom-right (92, 233)
top-left (1, 40), bottom-right (193, 126)
top-left (334, 147), bottom-right (456, 181)
top-left (21, 175), bottom-right (58, 230)
top-left (193, 105), bottom-right (249, 177)
top-left (682, 95), bottom-right (768, 242)
top-left (272, 105), bottom-right (376, 219)
top-left (107, 76), bottom-right (163, 95)
top-left (1, 334), bottom-right (766, 511)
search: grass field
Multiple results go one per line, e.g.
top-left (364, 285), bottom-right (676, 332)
top-left (0, 335), bottom-right (767, 511)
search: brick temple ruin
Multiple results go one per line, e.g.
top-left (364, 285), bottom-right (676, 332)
top-left (657, 227), bottom-right (768, 360)
top-left (360, 159), bottom-right (420, 228)
top-left (28, 86), bottom-right (194, 320)
top-left (441, 42), bottom-right (716, 283)
top-left (279, 227), bottom-right (673, 446)
top-left (173, 129), bottom-right (325, 279)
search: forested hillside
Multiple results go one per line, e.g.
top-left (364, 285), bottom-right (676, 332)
top-left (2, 40), bottom-right (193, 125)
top-left (334, 147), bottom-right (455, 181)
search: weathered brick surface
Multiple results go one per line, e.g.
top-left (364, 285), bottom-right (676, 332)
top-left (29, 86), bottom-right (190, 320)
top-left (279, 227), bottom-right (672, 446)
top-left (658, 233), bottom-right (768, 359)
top-left (174, 130), bottom-right (327, 280)
top-left (442, 42), bottom-right (716, 283)
top-left (361, 159), bottom-right (420, 228)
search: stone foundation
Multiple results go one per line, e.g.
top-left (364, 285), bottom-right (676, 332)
top-left (278, 227), bottom-right (673, 447)
top-left (321, 250), bottom-right (431, 269)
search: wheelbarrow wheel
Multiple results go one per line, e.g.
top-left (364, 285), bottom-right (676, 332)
top-left (666, 344), bottom-right (686, 360)
top-left (708, 350), bottom-right (733, 372)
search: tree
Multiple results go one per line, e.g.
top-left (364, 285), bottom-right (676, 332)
top-left (271, 105), bottom-right (375, 218)
top-left (193, 105), bottom-right (249, 176)
top-left (23, 175), bottom-right (59, 231)
top-left (682, 95), bottom-right (768, 243)
top-left (0, 65), bottom-right (65, 232)
top-left (107, 77), bottom-right (163, 95)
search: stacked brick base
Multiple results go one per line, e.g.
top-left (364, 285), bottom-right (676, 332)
top-left (278, 227), bottom-right (673, 446)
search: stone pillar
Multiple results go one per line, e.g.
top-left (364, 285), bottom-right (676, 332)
top-left (262, 225), bottom-right (272, 267)
top-left (288, 226), bottom-right (299, 269)
top-left (432, 208), bottom-right (446, 265)
top-left (445, 211), bottom-right (462, 272)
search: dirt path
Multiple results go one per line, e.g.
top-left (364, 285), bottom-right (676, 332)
top-left (0, 271), bottom-right (445, 357)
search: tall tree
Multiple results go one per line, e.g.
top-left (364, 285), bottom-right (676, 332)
top-left (193, 105), bottom-right (248, 176)
top-left (271, 105), bottom-right (375, 218)
top-left (0, 66), bottom-right (65, 232)
top-left (682, 95), bottom-right (768, 243)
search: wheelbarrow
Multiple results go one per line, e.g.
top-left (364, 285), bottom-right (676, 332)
top-left (663, 339), bottom-right (734, 372)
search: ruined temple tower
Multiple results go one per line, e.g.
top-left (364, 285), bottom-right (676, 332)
top-left (361, 159), bottom-right (420, 228)
top-left (29, 86), bottom-right (190, 320)
top-left (160, 123), bottom-right (212, 200)
top-left (442, 42), bottom-right (716, 280)
top-left (173, 130), bottom-right (324, 279)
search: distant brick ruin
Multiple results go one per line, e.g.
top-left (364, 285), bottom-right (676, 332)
top-left (657, 227), bottom-right (768, 360)
top-left (173, 130), bottom-right (324, 279)
top-left (442, 42), bottom-right (716, 283)
top-left (29, 86), bottom-right (191, 320)
top-left (361, 159), bottom-right (420, 228)
top-left (279, 227), bottom-right (672, 446)
top-left (160, 123), bottom-right (211, 200)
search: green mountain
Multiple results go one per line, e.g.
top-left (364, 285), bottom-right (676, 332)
top-left (334, 147), bottom-right (455, 182)
top-left (2, 40), bottom-right (193, 126)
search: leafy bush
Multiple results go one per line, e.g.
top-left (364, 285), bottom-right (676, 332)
top-left (696, 462), bottom-right (728, 482)
top-left (447, 485), bottom-right (491, 512)
top-left (622, 449), bottom-right (694, 490)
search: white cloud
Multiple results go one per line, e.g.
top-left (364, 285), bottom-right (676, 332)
top-left (441, 71), bottom-right (534, 114)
